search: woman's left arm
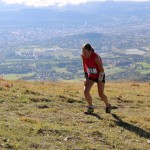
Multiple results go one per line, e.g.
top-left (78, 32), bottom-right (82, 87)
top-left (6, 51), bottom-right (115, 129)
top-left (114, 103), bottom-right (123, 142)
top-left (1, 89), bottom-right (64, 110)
top-left (95, 56), bottom-right (105, 81)
top-left (95, 56), bottom-right (104, 72)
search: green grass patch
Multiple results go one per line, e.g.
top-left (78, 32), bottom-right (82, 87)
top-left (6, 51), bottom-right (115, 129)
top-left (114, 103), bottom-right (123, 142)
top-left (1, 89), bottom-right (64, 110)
top-left (54, 67), bottom-right (70, 73)
top-left (137, 70), bottom-right (150, 75)
top-left (4, 73), bottom-right (35, 80)
top-left (137, 62), bottom-right (150, 69)
top-left (105, 67), bottom-right (125, 75)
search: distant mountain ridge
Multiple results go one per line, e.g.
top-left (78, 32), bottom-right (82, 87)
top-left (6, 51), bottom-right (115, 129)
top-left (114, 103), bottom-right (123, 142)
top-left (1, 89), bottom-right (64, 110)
top-left (0, 1), bottom-right (150, 25)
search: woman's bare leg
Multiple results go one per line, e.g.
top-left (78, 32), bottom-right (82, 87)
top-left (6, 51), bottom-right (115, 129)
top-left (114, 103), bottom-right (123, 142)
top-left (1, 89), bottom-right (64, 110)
top-left (97, 82), bottom-right (110, 107)
top-left (84, 79), bottom-right (94, 106)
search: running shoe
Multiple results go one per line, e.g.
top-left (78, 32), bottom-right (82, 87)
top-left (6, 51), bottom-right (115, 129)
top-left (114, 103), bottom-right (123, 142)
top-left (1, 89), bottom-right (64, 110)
top-left (87, 106), bottom-right (94, 113)
top-left (106, 104), bottom-right (111, 113)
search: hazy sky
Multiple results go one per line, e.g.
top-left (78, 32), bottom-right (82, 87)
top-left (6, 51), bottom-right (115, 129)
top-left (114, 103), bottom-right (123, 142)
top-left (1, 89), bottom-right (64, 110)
top-left (1, 0), bottom-right (149, 7)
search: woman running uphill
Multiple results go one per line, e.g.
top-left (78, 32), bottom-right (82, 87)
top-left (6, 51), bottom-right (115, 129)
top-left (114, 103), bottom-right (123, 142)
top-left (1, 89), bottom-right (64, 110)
top-left (81, 44), bottom-right (111, 113)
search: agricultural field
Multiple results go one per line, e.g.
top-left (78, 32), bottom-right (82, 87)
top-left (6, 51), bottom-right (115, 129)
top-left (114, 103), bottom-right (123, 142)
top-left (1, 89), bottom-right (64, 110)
top-left (0, 45), bottom-right (150, 82)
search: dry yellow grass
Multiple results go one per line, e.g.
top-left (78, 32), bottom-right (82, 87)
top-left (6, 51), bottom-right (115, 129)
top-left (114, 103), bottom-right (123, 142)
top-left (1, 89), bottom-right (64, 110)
top-left (0, 79), bottom-right (149, 149)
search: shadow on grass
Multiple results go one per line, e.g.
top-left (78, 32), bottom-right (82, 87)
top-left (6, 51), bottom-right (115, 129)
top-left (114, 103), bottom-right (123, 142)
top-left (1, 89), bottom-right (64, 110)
top-left (111, 113), bottom-right (150, 139)
top-left (84, 112), bottom-right (103, 120)
top-left (83, 105), bottom-right (119, 120)
top-left (111, 106), bottom-right (119, 109)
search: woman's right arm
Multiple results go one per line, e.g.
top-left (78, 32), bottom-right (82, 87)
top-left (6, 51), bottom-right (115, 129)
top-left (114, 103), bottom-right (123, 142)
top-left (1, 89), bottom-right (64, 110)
top-left (81, 56), bottom-right (88, 78)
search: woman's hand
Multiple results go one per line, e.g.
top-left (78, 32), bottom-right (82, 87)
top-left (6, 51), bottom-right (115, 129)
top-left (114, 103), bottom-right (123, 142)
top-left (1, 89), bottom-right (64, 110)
top-left (98, 72), bottom-right (105, 82)
top-left (84, 78), bottom-right (89, 86)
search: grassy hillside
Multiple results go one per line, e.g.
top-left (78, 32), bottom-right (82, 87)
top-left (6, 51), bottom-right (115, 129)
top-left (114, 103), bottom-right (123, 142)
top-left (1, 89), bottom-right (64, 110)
top-left (0, 79), bottom-right (150, 150)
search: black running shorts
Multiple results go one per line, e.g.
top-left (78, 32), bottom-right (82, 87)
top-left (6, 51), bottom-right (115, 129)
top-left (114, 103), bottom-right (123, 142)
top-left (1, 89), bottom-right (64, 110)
top-left (89, 74), bottom-right (105, 83)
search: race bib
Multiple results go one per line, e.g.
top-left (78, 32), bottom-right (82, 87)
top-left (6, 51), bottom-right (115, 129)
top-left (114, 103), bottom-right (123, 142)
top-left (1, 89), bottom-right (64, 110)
top-left (88, 68), bottom-right (97, 74)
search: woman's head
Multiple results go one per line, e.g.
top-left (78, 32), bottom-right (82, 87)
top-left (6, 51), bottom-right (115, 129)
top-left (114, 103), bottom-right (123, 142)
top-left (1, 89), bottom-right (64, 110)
top-left (82, 43), bottom-right (94, 58)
